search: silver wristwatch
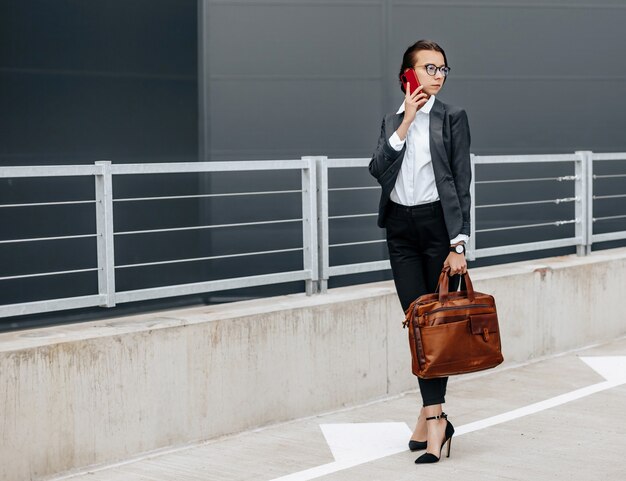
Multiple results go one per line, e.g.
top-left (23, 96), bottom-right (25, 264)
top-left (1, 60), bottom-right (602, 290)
top-left (450, 243), bottom-right (465, 255)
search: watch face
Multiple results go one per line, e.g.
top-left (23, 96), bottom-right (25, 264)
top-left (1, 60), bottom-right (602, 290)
top-left (455, 244), bottom-right (464, 254)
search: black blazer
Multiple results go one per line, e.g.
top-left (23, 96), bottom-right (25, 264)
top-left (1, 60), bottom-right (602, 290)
top-left (369, 97), bottom-right (472, 240)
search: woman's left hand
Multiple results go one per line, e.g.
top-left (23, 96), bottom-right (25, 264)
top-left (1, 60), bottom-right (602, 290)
top-left (444, 251), bottom-right (467, 275)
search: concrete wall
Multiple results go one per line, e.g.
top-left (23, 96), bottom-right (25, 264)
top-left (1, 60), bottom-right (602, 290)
top-left (2, 247), bottom-right (626, 481)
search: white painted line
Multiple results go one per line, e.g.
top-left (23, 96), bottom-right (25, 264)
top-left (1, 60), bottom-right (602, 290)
top-left (266, 458), bottom-right (372, 481)
top-left (454, 379), bottom-right (616, 436)
top-left (268, 356), bottom-right (626, 481)
top-left (458, 356), bottom-right (626, 436)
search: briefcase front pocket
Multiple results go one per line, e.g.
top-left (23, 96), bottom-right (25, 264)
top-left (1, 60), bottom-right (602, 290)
top-left (417, 316), bottom-right (503, 378)
top-left (469, 312), bottom-right (499, 342)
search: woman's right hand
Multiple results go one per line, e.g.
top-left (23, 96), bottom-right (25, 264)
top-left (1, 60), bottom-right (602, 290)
top-left (403, 83), bottom-right (429, 125)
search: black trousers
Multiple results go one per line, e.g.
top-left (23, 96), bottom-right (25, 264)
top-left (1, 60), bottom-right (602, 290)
top-left (385, 199), bottom-right (461, 407)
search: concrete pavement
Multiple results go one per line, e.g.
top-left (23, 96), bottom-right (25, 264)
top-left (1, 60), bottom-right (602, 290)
top-left (50, 335), bottom-right (626, 481)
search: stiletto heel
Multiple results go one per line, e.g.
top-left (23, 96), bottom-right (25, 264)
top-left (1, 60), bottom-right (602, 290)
top-left (414, 412), bottom-right (454, 464)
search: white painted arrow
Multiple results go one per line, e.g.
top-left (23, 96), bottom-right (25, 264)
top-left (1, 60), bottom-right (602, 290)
top-left (268, 356), bottom-right (626, 481)
top-left (320, 422), bottom-right (411, 463)
top-left (580, 356), bottom-right (626, 383)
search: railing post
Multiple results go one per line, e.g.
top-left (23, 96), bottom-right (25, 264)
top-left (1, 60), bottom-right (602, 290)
top-left (466, 153), bottom-right (477, 261)
top-left (94, 161), bottom-right (116, 307)
top-left (586, 151), bottom-right (594, 254)
top-left (315, 156), bottom-right (329, 293)
top-left (574, 151), bottom-right (593, 256)
top-left (301, 157), bottom-right (319, 295)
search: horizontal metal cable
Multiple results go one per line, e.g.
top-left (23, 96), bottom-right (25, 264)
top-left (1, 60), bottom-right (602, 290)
top-left (328, 213), bottom-right (378, 220)
top-left (594, 214), bottom-right (626, 222)
top-left (115, 218), bottom-right (303, 236)
top-left (330, 239), bottom-right (386, 248)
top-left (114, 190), bottom-right (301, 203)
top-left (476, 219), bottom-right (577, 233)
top-left (0, 267), bottom-right (99, 281)
top-left (0, 199), bottom-right (96, 208)
top-left (115, 247), bottom-right (304, 269)
top-left (328, 186), bottom-right (379, 192)
top-left (477, 197), bottom-right (577, 209)
top-left (0, 233), bottom-right (98, 245)
top-left (593, 174), bottom-right (626, 179)
top-left (475, 175), bottom-right (576, 184)
top-left (593, 193), bottom-right (626, 200)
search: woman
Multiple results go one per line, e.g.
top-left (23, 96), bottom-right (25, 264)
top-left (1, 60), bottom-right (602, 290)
top-left (369, 40), bottom-right (471, 464)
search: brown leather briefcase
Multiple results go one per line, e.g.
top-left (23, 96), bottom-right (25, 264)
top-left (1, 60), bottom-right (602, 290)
top-left (403, 267), bottom-right (503, 378)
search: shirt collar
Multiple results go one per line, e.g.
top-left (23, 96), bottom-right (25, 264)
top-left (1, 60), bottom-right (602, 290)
top-left (396, 94), bottom-right (436, 115)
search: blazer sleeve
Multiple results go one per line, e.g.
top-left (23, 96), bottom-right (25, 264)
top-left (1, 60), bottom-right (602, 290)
top-left (368, 115), bottom-right (404, 182)
top-left (450, 109), bottom-right (472, 236)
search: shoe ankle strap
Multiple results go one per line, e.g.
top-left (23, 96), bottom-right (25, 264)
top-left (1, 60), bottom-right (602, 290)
top-left (425, 412), bottom-right (447, 421)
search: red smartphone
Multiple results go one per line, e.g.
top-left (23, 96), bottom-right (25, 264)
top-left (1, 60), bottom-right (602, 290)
top-left (400, 68), bottom-right (421, 95)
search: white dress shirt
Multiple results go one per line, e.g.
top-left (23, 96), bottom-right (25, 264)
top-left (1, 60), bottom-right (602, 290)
top-left (388, 95), bottom-right (469, 246)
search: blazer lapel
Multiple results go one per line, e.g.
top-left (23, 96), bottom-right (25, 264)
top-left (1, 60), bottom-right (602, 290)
top-left (429, 98), bottom-right (449, 173)
top-left (387, 100), bottom-right (447, 170)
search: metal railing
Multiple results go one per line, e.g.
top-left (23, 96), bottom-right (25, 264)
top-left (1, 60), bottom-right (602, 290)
top-left (1, 151), bottom-right (625, 317)
top-left (315, 151), bottom-right (626, 292)
top-left (0, 159), bottom-right (318, 318)
top-left (469, 152), bottom-right (588, 258)
top-left (590, 152), bottom-right (626, 245)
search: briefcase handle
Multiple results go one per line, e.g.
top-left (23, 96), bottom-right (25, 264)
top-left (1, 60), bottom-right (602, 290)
top-left (436, 266), bottom-right (475, 304)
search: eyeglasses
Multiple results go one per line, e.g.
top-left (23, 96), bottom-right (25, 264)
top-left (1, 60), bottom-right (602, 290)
top-left (415, 64), bottom-right (451, 77)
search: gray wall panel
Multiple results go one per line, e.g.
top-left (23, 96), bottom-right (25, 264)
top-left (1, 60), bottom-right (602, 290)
top-left (0, 1), bottom-right (196, 74)
top-left (207, 1), bottom-right (385, 159)
top-left (3, 74), bottom-right (197, 159)
top-left (390, 4), bottom-right (626, 154)
top-left (208, 3), bottom-right (382, 76)
top-left (393, 5), bottom-right (625, 76)
top-left (447, 79), bottom-right (626, 154)
top-left (210, 80), bottom-right (383, 158)
top-left (207, 1), bottom-right (626, 159)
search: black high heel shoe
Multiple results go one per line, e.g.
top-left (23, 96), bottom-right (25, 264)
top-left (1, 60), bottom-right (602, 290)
top-left (414, 412), bottom-right (454, 464)
top-left (408, 410), bottom-right (447, 451)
